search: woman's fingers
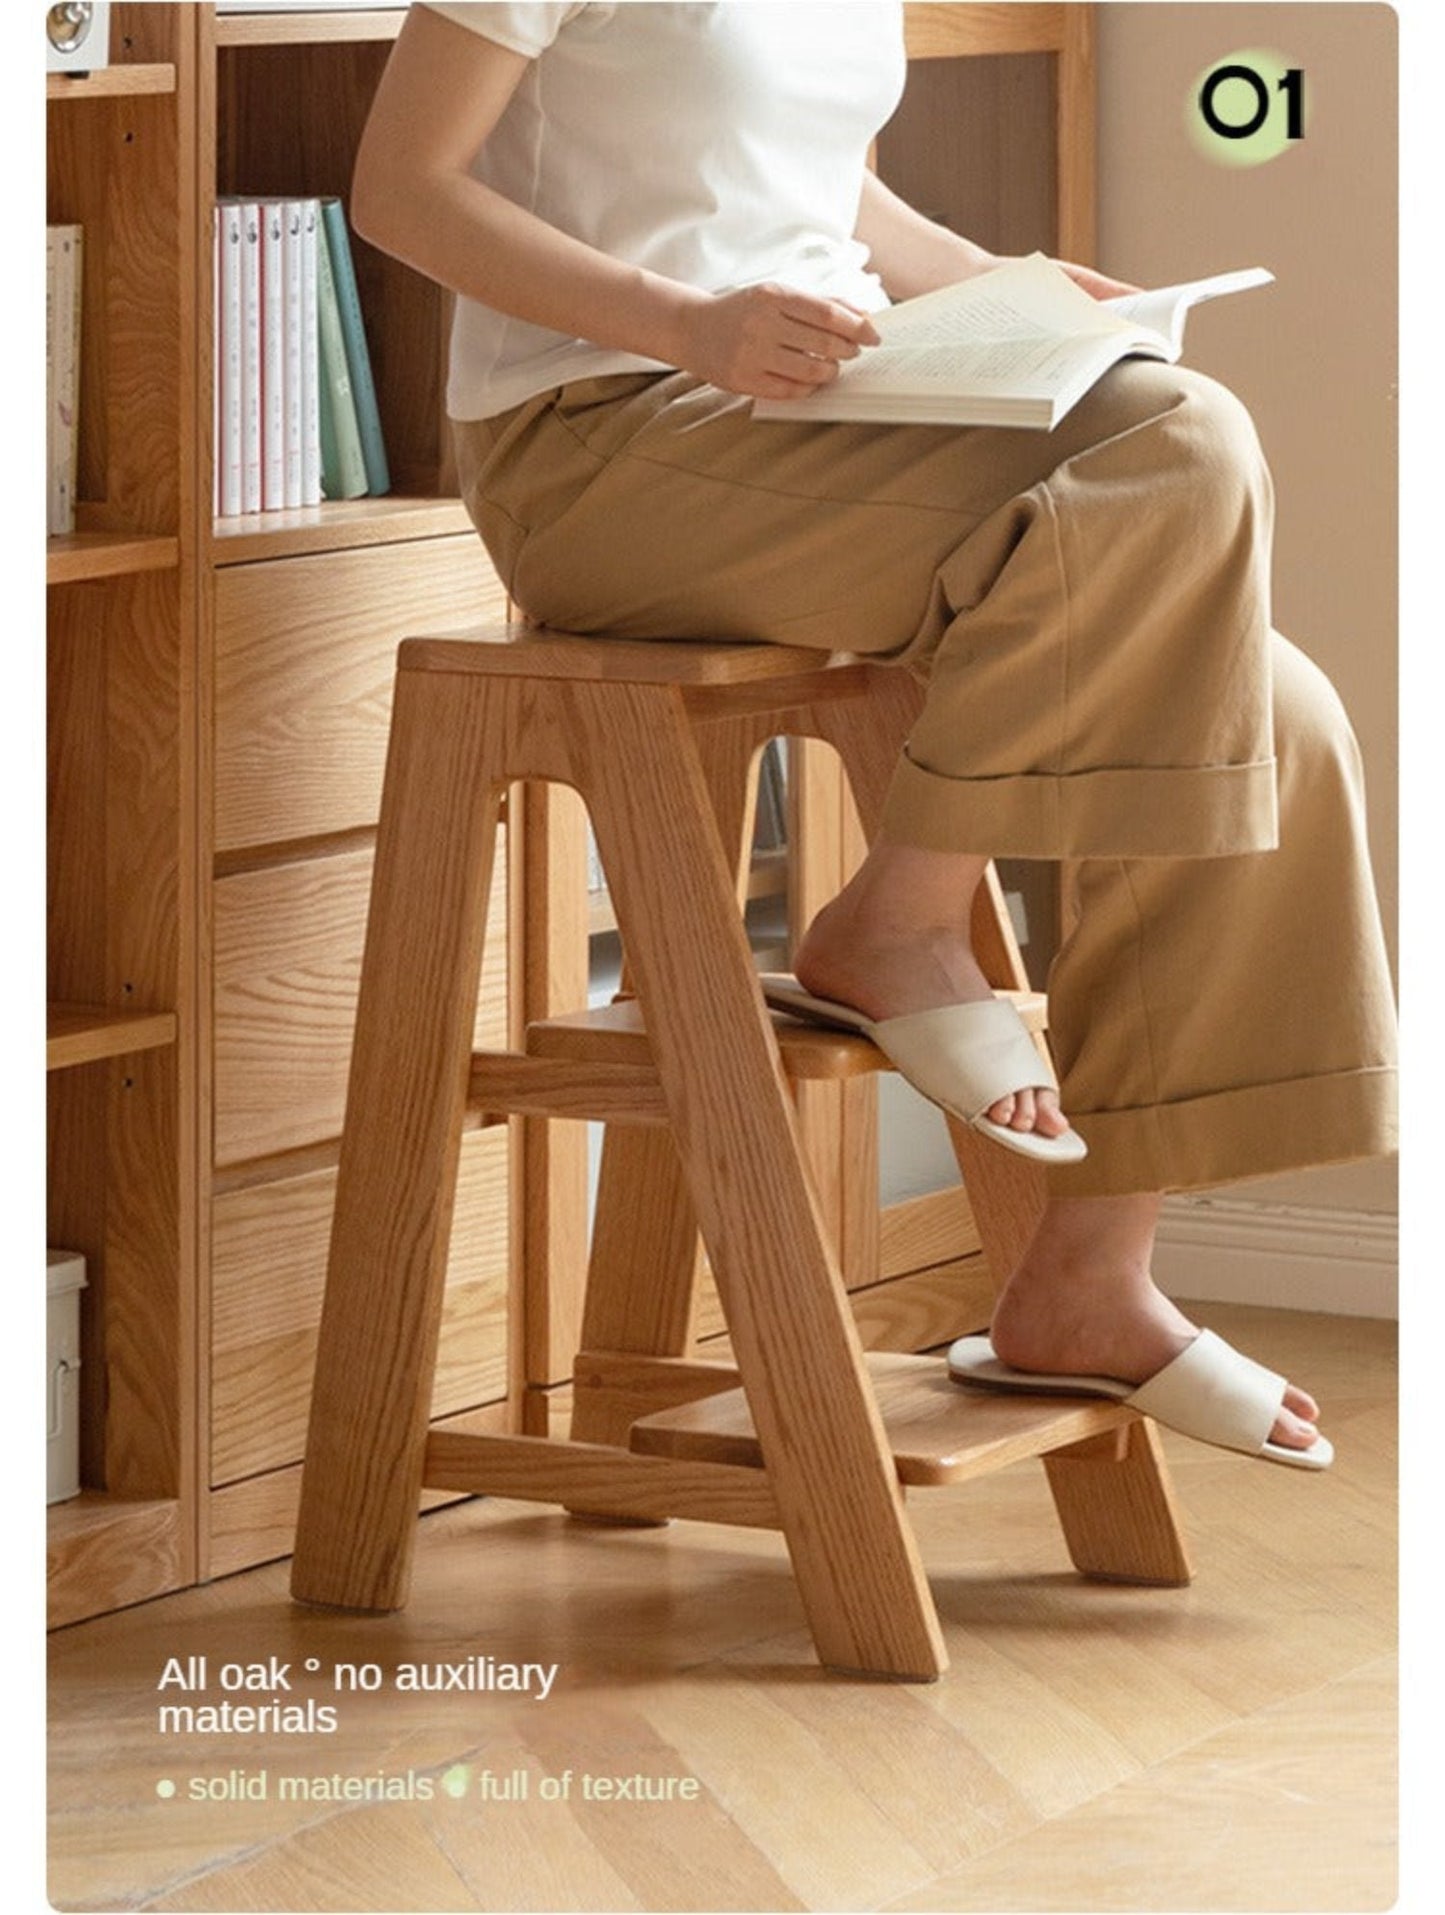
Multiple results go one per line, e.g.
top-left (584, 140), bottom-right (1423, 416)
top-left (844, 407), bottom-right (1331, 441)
top-left (678, 284), bottom-right (879, 396)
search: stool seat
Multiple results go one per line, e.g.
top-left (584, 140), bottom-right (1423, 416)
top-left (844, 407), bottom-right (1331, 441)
top-left (401, 620), bottom-right (846, 685)
top-left (292, 621), bottom-right (1192, 1682)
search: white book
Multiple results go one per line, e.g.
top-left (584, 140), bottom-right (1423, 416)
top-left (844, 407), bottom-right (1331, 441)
top-left (47, 225), bottom-right (82, 536)
top-left (280, 201), bottom-right (304, 508)
top-left (212, 207), bottom-right (220, 516)
top-left (235, 201), bottom-right (263, 513)
top-left (216, 202), bottom-right (245, 516)
top-left (260, 201), bottom-right (286, 510)
top-left (752, 255), bottom-right (1274, 431)
top-left (298, 200), bottom-right (322, 506)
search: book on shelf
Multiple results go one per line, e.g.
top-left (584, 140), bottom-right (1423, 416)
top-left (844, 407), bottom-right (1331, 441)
top-left (260, 202), bottom-right (286, 509)
top-left (315, 208), bottom-right (369, 502)
top-left (296, 202), bottom-right (323, 508)
top-left (213, 195), bottom-right (383, 518)
top-left (46, 225), bottom-right (83, 537)
top-left (320, 198), bottom-right (390, 497)
top-left (215, 204), bottom-right (244, 514)
top-left (752, 254), bottom-right (1274, 430)
top-left (234, 200), bottom-right (263, 512)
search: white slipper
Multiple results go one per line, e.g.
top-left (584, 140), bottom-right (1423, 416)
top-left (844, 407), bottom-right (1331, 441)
top-left (946, 1330), bottom-right (1333, 1470)
top-left (758, 974), bottom-right (1086, 1166)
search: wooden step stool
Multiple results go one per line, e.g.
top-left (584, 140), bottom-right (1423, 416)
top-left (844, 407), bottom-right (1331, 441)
top-left (290, 622), bottom-right (1190, 1682)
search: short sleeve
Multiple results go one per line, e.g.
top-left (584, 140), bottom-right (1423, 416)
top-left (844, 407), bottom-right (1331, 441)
top-left (416, 3), bottom-right (586, 58)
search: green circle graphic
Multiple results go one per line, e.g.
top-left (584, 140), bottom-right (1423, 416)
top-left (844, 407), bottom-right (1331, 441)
top-left (1188, 50), bottom-right (1302, 168)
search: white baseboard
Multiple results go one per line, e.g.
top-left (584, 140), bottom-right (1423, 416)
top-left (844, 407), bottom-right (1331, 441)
top-left (1153, 1195), bottom-right (1397, 1319)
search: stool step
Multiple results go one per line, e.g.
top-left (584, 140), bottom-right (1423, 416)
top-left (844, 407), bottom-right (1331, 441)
top-left (629, 1352), bottom-right (1136, 1487)
top-left (526, 990), bottom-right (1048, 1084)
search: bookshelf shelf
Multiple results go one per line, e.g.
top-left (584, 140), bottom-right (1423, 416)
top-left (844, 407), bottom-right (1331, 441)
top-left (46, 531), bottom-right (181, 586)
top-left (210, 495), bottom-right (473, 565)
top-left (213, 9), bottom-right (404, 48)
top-left (46, 63), bottom-right (177, 102)
top-left (47, 1004), bottom-right (181, 1073)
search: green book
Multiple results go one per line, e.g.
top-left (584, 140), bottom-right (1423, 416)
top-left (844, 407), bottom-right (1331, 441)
top-left (320, 198), bottom-right (390, 497)
top-left (316, 212), bottom-right (368, 500)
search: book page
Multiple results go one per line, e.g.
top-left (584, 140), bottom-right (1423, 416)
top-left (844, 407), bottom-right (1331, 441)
top-left (875, 253), bottom-right (1127, 351)
top-left (841, 257), bottom-right (1134, 401)
top-left (845, 329), bottom-right (1093, 397)
top-left (1104, 268), bottom-right (1273, 353)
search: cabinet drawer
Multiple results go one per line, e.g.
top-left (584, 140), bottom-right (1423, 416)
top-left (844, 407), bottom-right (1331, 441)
top-left (214, 536), bottom-right (505, 853)
top-left (210, 1128), bottom-right (510, 1485)
top-left (212, 834), bottom-right (508, 1167)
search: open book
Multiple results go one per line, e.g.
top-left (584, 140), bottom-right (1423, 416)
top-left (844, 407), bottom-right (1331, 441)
top-left (752, 254), bottom-right (1273, 430)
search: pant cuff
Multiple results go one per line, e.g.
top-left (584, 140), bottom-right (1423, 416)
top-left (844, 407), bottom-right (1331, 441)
top-left (879, 752), bottom-right (1280, 859)
top-left (1043, 1066), bottom-right (1398, 1197)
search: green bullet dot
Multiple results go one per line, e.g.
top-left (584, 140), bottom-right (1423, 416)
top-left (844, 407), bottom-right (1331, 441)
top-left (155, 1779), bottom-right (176, 1800)
top-left (1188, 50), bottom-right (1303, 168)
top-left (441, 1765), bottom-right (470, 1800)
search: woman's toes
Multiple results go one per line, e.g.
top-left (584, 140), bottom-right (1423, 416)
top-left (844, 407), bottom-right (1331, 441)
top-left (1283, 1382), bottom-right (1320, 1424)
top-left (1272, 1405), bottom-right (1322, 1451)
top-left (987, 1088), bottom-right (1074, 1137)
top-left (1033, 1090), bottom-right (1070, 1138)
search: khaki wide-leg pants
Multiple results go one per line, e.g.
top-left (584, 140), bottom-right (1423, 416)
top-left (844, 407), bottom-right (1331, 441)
top-left (453, 361), bottom-right (1397, 1196)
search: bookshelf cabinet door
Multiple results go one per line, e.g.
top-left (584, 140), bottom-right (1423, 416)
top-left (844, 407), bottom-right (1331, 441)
top-left (214, 536), bottom-right (505, 853)
top-left (210, 1128), bottom-right (510, 1486)
top-left (212, 832), bottom-right (509, 1168)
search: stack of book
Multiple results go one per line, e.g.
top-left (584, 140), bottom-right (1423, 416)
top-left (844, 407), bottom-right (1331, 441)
top-left (46, 224), bottom-right (83, 536)
top-left (214, 196), bottom-right (389, 517)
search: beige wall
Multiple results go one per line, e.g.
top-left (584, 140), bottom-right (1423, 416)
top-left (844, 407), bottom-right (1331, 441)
top-left (1096, 3), bottom-right (1398, 1215)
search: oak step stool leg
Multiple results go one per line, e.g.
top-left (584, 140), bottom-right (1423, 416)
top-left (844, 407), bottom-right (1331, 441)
top-left (291, 666), bottom-right (502, 1613)
top-left (580, 679), bottom-right (947, 1680)
top-left (569, 711), bottom-right (766, 1455)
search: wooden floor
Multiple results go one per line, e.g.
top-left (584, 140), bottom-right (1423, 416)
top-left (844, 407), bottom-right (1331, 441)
top-left (47, 1303), bottom-right (1396, 1913)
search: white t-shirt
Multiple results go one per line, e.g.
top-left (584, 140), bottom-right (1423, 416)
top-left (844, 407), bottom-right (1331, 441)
top-left (419, 2), bottom-right (907, 417)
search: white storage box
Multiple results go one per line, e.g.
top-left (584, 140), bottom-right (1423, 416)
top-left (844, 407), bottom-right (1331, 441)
top-left (47, 1250), bottom-right (87, 1505)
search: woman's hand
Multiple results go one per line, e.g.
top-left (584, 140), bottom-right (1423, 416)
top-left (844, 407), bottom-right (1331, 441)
top-left (672, 283), bottom-right (881, 399)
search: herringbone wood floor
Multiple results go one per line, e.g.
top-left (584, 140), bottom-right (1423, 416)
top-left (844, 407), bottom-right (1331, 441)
top-left (47, 1303), bottom-right (1396, 1912)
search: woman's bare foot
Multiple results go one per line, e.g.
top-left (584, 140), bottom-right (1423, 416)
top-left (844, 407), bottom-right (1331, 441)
top-left (793, 842), bottom-right (1072, 1141)
top-left (993, 1195), bottom-right (1323, 1453)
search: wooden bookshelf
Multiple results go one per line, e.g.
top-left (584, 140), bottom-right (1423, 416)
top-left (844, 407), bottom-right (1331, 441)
top-left (196, 0), bottom-right (515, 1583)
top-left (46, 3), bottom-right (199, 1627)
